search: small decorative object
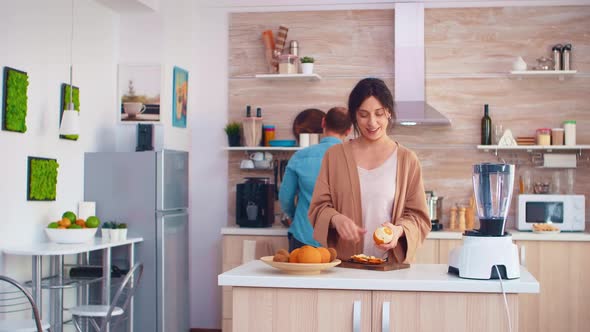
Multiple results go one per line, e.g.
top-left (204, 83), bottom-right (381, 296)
top-left (224, 122), bottom-right (241, 147)
top-left (300, 56), bottom-right (315, 74)
top-left (512, 56), bottom-right (527, 71)
top-left (534, 57), bottom-right (553, 71)
top-left (2, 67), bottom-right (29, 133)
top-left (498, 129), bottom-right (517, 147)
top-left (102, 221), bottom-right (128, 242)
top-left (27, 157), bottom-right (59, 201)
top-left (172, 66), bottom-right (188, 128)
top-left (136, 123), bottom-right (154, 151)
top-left (59, 83), bottom-right (80, 140)
top-left (118, 64), bottom-right (161, 122)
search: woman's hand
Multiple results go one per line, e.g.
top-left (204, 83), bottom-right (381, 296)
top-left (331, 214), bottom-right (367, 243)
top-left (375, 222), bottom-right (404, 251)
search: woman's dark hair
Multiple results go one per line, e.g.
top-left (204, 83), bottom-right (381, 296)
top-left (324, 107), bottom-right (351, 135)
top-left (347, 78), bottom-right (395, 135)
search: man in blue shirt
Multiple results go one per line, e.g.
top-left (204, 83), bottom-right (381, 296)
top-left (279, 107), bottom-right (352, 251)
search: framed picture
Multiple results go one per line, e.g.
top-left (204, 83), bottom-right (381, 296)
top-left (59, 83), bottom-right (80, 140)
top-left (2, 66), bottom-right (29, 133)
top-left (172, 66), bottom-right (188, 128)
top-left (27, 157), bottom-right (59, 201)
top-left (118, 64), bottom-right (161, 122)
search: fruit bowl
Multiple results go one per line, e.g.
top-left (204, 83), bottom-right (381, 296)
top-left (45, 228), bottom-right (98, 244)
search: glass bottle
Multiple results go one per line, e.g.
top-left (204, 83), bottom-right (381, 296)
top-left (481, 104), bottom-right (492, 145)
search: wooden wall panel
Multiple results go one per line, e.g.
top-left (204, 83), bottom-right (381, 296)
top-left (425, 6), bottom-right (590, 74)
top-left (227, 7), bottom-right (590, 228)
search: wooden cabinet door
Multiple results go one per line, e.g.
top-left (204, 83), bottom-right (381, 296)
top-left (438, 239), bottom-right (463, 264)
top-left (372, 290), bottom-right (517, 332)
top-left (413, 239), bottom-right (439, 263)
top-left (515, 240), bottom-right (590, 332)
top-left (232, 287), bottom-right (372, 332)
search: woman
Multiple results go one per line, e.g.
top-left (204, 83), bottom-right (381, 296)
top-left (308, 78), bottom-right (430, 263)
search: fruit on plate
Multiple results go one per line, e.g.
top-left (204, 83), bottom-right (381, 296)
top-left (62, 211), bottom-right (77, 224)
top-left (85, 216), bottom-right (100, 228)
top-left (373, 226), bottom-right (394, 245)
top-left (350, 254), bottom-right (386, 264)
top-left (47, 222), bottom-right (59, 229)
top-left (532, 223), bottom-right (559, 232)
top-left (59, 217), bottom-right (72, 228)
top-left (272, 246), bottom-right (338, 264)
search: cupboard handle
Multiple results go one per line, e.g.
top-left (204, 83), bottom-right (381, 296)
top-left (520, 245), bottom-right (526, 267)
top-left (353, 300), bottom-right (361, 332)
top-left (382, 301), bottom-right (390, 332)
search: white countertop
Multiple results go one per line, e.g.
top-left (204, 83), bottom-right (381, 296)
top-left (221, 226), bottom-right (590, 241)
top-left (2, 237), bottom-right (143, 256)
top-left (218, 260), bottom-right (539, 294)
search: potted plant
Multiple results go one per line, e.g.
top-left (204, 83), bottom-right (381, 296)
top-left (300, 56), bottom-right (315, 75)
top-left (224, 122), bottom-right (241, 147)
top-left (117, 223), bottom-right (128, 241)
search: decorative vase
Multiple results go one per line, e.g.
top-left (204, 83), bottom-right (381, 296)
top-left (301, 63), bottom-right (314, 75)
top-left (513, 56), bottom-right (527, 71)
top-left (227, 134), bottom-right (240, 147)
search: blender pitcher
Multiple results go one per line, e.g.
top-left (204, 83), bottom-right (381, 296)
top-left (472, 163), bottom-right (515, 236)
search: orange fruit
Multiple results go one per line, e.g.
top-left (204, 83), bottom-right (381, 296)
top-left (317, 247), bottom-right (331, 263)
top-left (59, 217), bottom-right (71, 228)
top-left (298, 247), bottom-right (322, 264)
top-left (328, 248), bottom-right (337, 261)
top-left (373, 226), bottom-right (394, 245)
top-left (75, 219), bottom-right (86, 227)
top-left (57, 226), bottom-right (66, 229)
top-left (289, 248), bottom-right (301, 263)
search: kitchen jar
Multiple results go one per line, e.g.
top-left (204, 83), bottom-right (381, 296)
top-left (536, 128), bottom-right (551, 146)
top-left (552, 44), bottom-right (562, 71)
top-left (278, 54), bottom-right (298, 74)
top-left (263, 125), bottom-right (275, 146)
top-left (564, 120), bottom-right (576, 145)
top-left (551, 128), bottom-right (564, 145)
top-left (562, 44), bottom-right (572, 70)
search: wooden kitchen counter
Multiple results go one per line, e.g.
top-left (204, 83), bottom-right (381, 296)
top-left (218, 261), bottom-right (539, 332)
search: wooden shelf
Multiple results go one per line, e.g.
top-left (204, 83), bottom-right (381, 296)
top-left (509, 70), bottom-right (577, 80)
top-left (255, 73), bottom-right (321, 81)
top-left (225, 147), bottom-right (302, 151)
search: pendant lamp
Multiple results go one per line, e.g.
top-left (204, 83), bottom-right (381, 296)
top-left (60, 0), bottom-right (80, 136)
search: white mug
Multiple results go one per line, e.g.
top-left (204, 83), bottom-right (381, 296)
top-left (264, 152), bottom-right (273, 161)
top-left (240, 159), bottom-right (255, 169)
top-left (299, 133), bottom-right (310, 147)
top-left (249, 152), bottom-right (264, 161)
top-left (123, 102), bottom-right (146, 117)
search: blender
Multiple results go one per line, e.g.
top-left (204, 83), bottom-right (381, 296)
top-left (448, 163), bottom-right (520, 279)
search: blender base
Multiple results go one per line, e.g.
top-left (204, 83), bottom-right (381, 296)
top-left (448, 233), bottom-right (520, 280)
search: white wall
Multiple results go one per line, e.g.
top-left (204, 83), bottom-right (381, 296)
top-left (0, 0), bottom-right (119, 276)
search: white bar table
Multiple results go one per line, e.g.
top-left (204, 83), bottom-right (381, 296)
top-left (2, 237), bottom-right (143, 332)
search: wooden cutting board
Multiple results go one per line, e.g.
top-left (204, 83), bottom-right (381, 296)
top-left (338, 260), bottom-right (410, 271)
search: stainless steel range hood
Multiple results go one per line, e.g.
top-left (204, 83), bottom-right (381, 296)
top-left (394, 3), bottom-right (451, 126)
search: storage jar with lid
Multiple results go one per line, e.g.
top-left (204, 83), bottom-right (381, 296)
top-left (536, 128), bottom-right (551, 146)
top-left (551, 128), bottom-right (564, 145)
top-left (278, 54), bottom-right (298, 74)
top-left (564, 120), bottom-right (576, 146)
top-left (263, 125), bottom-right (275, 146)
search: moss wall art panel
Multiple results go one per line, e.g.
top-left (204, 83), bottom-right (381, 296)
top-left (59, 83), bottom-right (80, 140)
top-left (27, 157), bottom-right (59, 201)
top-left (2, 67), bottom-right (29, 133)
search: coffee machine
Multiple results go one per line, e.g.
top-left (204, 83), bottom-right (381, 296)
top-left (236, 177), bottom-right (274, 228)
top-left (448, 163), bottom-right (520, 280)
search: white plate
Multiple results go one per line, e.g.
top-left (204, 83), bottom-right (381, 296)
top-left (260, 256), bottom-right (341, 275)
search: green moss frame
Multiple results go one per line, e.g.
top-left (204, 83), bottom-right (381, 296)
top-left (27, 157), bottom-right (59, 201)
top-left (59, 83), bottom-right (80, 140)
top-left (2, 67), bottom-right (29, 133)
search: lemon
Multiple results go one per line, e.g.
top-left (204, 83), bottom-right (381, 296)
top-left (62, 211), bottom-right (77, 224)
top-left (85, 216), bottom-right (100, 228)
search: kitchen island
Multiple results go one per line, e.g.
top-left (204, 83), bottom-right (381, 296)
top-left (218, 260), bottom-right (539, 332)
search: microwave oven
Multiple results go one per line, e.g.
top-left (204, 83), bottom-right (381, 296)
top-left (517, 194), bottom-right (585, 231)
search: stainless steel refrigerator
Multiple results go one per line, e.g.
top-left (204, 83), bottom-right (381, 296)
top-left (84, 150), bottom-right (189, 332)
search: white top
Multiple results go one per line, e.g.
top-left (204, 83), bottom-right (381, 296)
top-left (218, 260), bottom-right (539, 294)
top-left (358, 150), bottom-right (398, 257)
top-left (1, 237), bottom-right (143, 256)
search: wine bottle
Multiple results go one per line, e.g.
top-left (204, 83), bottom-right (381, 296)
top-left (481, 104), bottom-right (492, 145)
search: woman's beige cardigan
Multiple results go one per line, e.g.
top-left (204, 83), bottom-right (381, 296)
top-left (308, 141), bottom-right (431, 263)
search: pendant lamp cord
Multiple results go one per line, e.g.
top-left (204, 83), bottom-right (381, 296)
top-left (69, 0), bottom-right (74, 108)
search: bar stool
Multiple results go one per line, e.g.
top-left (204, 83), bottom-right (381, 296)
top-left (0, 275), bottom-right (50, 332)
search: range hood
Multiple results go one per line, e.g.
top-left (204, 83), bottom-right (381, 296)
top-left (394, 3), bottom-right (451, 126)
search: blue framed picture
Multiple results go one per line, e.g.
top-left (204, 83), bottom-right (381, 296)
top-left (172, 66), bottom-right (188, 128)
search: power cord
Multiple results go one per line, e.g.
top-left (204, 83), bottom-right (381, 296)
top-left (494, 265), bottom-right (512, 332)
